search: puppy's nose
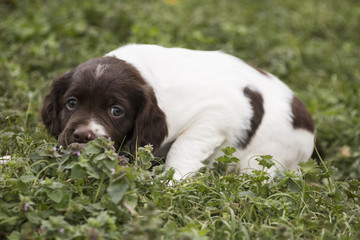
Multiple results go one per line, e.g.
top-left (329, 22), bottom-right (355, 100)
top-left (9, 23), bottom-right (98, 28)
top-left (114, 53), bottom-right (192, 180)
top-left (73, 126), bottom-right (96, 143)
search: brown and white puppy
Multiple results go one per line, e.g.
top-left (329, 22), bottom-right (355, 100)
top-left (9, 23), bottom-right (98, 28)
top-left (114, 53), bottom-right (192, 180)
top-left (42, 44), bottom-right (318, 180)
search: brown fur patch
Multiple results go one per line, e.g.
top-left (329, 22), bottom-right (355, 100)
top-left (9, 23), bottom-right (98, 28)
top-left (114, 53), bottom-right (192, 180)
top-left (246, 62), bottom-right (270, 77)
top-left (238, 87), bottom-right (265, 148)
top-left (291, 95), bottom-right (314, 133)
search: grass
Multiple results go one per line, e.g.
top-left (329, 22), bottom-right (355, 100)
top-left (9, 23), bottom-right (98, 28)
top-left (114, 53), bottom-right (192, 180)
top-left (0, 0), bottom-right (359, 239)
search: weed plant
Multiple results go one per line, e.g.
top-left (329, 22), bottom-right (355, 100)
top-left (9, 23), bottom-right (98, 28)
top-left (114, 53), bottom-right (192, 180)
top-left (1, 139), bottom-right (359, 239)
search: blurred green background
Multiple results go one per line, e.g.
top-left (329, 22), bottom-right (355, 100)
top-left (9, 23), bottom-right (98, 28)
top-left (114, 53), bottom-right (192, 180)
top-left (0, 0), bottom-right (359, 178)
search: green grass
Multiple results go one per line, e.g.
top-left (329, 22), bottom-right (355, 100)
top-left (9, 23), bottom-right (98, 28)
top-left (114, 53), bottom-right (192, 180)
top-left (0, 0), bottom-right (359, 239)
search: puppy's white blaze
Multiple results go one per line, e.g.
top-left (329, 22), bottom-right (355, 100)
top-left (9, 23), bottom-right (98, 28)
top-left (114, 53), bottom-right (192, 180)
top-left (95, 64), bottom-right (109, 78)
top-left (88, 120), bottom-right (108, 137)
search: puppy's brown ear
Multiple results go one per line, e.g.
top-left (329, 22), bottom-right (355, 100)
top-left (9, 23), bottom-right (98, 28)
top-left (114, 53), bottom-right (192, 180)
top-left (41, 71), bottom-right (73, 138)
top-left (130, 86), bottom-right (168, 153)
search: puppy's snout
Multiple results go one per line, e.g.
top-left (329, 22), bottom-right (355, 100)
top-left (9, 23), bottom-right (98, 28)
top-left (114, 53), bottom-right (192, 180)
top-left (73, 126), bottom-right (96, 143)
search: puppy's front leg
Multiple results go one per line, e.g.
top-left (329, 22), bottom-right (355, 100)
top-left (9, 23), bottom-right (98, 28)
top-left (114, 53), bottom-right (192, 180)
top-left (164, 124), bottom-right (226, 180)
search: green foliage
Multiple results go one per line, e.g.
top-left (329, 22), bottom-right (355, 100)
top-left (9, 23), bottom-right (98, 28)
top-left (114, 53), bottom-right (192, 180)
top-left (1, 0), bottom-right (360, 238)
top-left (1, 140), bottom-right (360, 239)
top-left (213, 147), bottom-right (239, 175)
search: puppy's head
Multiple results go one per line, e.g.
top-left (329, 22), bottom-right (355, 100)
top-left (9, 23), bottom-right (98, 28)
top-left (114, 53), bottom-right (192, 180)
top-left (41, 57), bottom-right (168, 153)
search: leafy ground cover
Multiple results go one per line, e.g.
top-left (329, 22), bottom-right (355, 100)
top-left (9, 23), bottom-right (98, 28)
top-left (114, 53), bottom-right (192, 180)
top-left (1, 0), bottom-right (359, 239)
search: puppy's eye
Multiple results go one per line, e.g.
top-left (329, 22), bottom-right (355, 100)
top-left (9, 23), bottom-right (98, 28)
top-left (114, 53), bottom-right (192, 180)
top-left (66, 98), bottom-right (77, 110)
top-left (111, 106), bottom-right (123, 117)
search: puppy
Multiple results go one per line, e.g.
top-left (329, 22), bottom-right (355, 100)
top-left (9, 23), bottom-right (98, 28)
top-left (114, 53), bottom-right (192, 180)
top-left (42, 44), bottom-right (317, 180)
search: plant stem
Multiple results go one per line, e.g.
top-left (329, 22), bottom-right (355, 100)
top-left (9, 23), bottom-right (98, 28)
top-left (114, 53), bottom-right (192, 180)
top-left (94, 172), bottom-right (105, 203)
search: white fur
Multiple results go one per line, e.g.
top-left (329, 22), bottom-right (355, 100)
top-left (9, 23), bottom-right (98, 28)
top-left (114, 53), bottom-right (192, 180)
top-left (106, 44), bottom-right (315, 180)
top-left (95, 64), bottom-right (109, 78)
top-left (88, 119), bottom-right (108, 137)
